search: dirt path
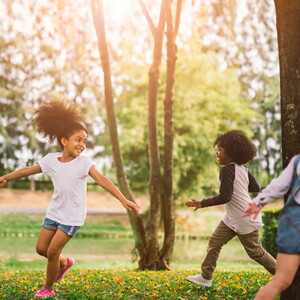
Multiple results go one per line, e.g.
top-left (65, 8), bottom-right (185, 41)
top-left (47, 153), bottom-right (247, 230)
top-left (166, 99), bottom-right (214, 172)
top-left (0, 188), bottom-right (148, 213)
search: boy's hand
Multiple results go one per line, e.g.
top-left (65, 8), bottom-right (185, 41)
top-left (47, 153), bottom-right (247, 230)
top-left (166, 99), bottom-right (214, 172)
top-left (243, 202), bottom-right (261, 220)
top-left (0, 176), bottom-right (7, 188)
top-left (185, 199), bottom-right (202, 211)
top-left (121, 199), bottom-right (142, 214)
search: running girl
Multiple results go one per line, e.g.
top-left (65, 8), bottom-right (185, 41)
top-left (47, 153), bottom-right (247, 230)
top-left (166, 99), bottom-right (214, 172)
top-left (0, 99), bottom-right (140, 297)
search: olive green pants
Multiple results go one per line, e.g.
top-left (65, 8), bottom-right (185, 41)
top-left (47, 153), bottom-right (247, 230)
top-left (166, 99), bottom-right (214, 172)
top-left (201, 221), bottom-right (276, 280)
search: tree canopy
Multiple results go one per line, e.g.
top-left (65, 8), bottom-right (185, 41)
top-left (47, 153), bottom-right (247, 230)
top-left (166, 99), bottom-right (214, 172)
top-left (0, 0), bottom-right (280, 200)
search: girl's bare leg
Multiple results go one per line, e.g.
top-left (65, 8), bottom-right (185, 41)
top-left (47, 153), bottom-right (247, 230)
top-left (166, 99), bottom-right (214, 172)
top-left (254, 253), bottom-right (300, 300)
top-left (44, 229), bottom-right (71, 290)
top-left (36, 228), bottom-right (69, 271)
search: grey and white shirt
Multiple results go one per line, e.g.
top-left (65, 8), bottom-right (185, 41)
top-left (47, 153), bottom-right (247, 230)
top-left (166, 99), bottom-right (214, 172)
top-left (200, 163), bottom-right (263, 234)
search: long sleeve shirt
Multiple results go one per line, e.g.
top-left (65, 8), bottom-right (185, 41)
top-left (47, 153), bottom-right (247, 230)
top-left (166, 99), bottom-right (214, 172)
top-left (253, 155), bottom-right (300, 207)
top-left (200, 163), bottom-right (263, 234)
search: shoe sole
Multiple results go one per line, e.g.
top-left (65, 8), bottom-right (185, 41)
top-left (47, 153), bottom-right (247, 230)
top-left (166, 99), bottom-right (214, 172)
top-left (185, 277), bottom-right (212, 287)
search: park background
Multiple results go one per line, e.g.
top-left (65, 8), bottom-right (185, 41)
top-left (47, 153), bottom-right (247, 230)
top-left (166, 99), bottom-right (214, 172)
top-left (0, 0), bottom-right (295, 299)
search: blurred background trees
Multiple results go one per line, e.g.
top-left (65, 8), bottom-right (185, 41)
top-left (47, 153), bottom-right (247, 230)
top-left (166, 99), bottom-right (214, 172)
top-left (0, 0), bottom-right (281, 202)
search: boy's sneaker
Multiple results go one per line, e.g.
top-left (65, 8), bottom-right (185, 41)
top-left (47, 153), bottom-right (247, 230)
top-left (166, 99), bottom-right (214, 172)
top-left (34, 288), bottom-right (55, 297)
top-left (185, 274), bottom-right (212, 287)
top-left (54, 257), bottom-right (74, 283)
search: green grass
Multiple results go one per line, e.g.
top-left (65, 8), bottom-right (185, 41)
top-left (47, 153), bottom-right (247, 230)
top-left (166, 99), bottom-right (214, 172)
top-left (0, 267), bottom-right (275, 299)
top-left (0, 212), bottom-right (279, 299)
top-left (0, 213), bottom-right (132, 238)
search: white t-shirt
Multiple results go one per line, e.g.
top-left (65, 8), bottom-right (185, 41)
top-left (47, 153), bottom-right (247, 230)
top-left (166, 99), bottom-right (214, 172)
top-left (39, 152), bottom-right (94, 226)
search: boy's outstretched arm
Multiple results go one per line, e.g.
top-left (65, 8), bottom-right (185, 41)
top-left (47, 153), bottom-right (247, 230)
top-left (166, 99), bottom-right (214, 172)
top-left (0, 165), bottom-right (42, 187)
top-left (89, 166), bottom-right (141, 214)
top-left (185, 199), bottom-right (202, 210)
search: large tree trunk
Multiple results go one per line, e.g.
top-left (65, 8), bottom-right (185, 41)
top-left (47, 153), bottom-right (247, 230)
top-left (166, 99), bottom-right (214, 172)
top-left (274, 0), bottom-right (300, 299)
top-left (275, 0), bottom-right (300, 166)
top-left (90, 0), bottom-right (146, 265)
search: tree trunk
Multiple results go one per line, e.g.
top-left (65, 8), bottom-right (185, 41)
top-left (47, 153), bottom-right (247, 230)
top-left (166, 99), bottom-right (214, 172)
top-left (159, 0), bottom-right (182, 270)
top-left (92, 0), bottom-right (183, 270)
top-left (90, 0), bottom-right (146, 264)
top-left (274, 0), bottom-right (300, 298)
top-left (139, 0), bottom-right (166, 270)
top-left (275, 0), bottom-right (300, 167)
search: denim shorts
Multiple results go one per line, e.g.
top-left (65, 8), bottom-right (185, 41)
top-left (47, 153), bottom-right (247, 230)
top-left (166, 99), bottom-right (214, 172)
top-left (42, 217), bottom-right (80, 237)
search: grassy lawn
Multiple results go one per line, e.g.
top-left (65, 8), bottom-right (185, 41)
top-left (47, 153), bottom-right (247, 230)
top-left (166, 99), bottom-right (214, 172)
top-left (0, 266), bottom-right (274, 299)
top-left (0, 213), bottom-right (133, 238)
top-left (0, 212), bottom-right (279, 299)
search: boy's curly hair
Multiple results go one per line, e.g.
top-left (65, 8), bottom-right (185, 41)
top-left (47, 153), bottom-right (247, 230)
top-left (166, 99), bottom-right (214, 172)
top-left (214, 130), bottom-right (257, 165)
top-left (33, 99), bottom-right (87, 149)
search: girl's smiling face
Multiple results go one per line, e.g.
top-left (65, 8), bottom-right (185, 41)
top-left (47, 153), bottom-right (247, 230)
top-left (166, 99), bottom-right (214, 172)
top-left (61, 130), bottom-right (88, 158)
top-left (216, 145), bottom-right (232, 165)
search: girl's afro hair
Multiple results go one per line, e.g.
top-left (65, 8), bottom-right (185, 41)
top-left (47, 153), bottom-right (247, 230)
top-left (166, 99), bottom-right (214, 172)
top-left (33, 99), bottom-right (85, 146)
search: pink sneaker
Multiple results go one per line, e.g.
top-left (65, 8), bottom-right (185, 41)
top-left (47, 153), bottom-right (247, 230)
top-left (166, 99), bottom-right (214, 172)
top-left (34, 288), bottom-right (55, 297)
top-left (54, 257), bottom-right (74, 283)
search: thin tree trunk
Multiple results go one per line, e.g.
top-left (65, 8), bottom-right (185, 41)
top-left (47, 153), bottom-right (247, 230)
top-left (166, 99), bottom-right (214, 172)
top-left (135, 0), bottom-right (166, 270)
top-left (92, 0), bottom-right (182, 270)
top-left (159, 0), bottom-right (182, 270)
top-left (90, 0), bottom-right (146, 265)
top-left (274, 0), bottom-right (300, 298)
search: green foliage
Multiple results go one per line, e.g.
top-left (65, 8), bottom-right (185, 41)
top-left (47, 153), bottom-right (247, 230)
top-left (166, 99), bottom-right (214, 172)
top-left (114, 36), bottom-right (258, 200)
top-left (0, 0), bottom-right (106, 169)
top-left (195, 0), bottom-right (281, 180)
top-left (0, 268), bottom-right (273, 299)
top-left (0, 0), bottom-right (281, 202)
top-left (261, 209), bottom-right (281, 258)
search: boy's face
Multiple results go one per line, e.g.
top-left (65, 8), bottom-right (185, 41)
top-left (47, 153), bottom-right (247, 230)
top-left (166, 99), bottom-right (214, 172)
top-left (216, 146), bottom-right (232, 165)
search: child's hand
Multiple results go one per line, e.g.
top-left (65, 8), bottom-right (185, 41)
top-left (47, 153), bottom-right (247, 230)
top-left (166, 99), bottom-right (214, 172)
top-left (243, 202), bottom-right (261, 220)
top-left (185, 199), bottom-right (202, 211)
top-left (0, 176), bottom-right (7, 188)
top-left (121, 199), bottom-right (142, 214)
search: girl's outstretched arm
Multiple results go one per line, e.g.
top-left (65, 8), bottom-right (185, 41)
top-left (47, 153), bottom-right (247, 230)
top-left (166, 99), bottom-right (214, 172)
top-left (88, 166), bottom-right (141, 213)
top-left (243, 202), bottom-right (261, 220)
top-left (0, 165), bottom-right (42, 187)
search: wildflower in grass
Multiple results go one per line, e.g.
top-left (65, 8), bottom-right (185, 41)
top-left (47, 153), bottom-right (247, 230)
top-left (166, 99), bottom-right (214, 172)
top-left (0, 267), bottom-right (274, 299)
top-left (116, 280), bottom-right (125, 285)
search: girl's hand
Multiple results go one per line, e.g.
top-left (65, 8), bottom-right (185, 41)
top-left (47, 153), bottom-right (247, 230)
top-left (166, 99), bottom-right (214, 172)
top-left (185, 199), bottom-right (202, 211)
top-left (243, 202), bottom-right (261, 220)
top-left (0, 176), bottom-right (8, 187)
top-left (121, 199), bottom-right (142, 214)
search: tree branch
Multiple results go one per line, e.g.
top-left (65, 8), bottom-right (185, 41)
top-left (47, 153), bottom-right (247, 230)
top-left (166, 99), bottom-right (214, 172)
top-left (174, 0), bottom-right (183, 38)
top-left (136, 0), bottom-right (156, 36)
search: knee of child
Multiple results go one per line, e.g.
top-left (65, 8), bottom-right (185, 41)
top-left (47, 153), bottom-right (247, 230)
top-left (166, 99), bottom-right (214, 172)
top-left (47, 248), bottom-right (60, 260)
top-left (36, 246), bottom-right (47, 257)
top-left (245, 247), bottom-right (265, 260)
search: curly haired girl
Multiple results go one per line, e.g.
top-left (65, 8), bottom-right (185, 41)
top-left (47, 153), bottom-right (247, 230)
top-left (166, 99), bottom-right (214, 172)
top-left (185, 130), bottom-right (276, 287)
top-left (0, 99), bottom-right (140, 297)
